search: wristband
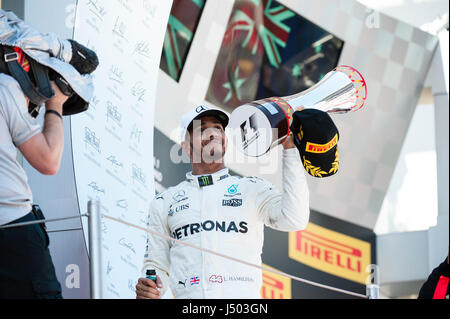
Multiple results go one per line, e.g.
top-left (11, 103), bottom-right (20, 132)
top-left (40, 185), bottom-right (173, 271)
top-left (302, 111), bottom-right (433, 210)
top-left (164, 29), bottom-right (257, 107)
top-left (45, 109), bottom-right (63, 120)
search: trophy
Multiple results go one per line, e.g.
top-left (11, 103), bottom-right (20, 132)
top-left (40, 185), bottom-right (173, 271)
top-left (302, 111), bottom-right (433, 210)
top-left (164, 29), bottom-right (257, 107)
top-left (227, 65), bottom-right (367, 157)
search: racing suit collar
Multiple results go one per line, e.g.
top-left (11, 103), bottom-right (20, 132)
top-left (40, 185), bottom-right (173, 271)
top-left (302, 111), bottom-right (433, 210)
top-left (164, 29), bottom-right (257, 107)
top-left (186, 168), bottom-right (230, 187)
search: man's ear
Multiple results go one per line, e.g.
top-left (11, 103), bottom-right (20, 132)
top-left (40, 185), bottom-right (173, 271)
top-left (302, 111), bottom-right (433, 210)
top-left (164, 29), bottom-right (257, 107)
top-left (223, 134), bottom-right (228, 153)
top-left (181, 141), bottom-right (191, 158)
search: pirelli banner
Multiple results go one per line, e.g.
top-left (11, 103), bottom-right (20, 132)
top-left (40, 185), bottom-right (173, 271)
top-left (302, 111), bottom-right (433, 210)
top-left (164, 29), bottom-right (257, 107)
top-left (261, 210), bottom-right (376, 299)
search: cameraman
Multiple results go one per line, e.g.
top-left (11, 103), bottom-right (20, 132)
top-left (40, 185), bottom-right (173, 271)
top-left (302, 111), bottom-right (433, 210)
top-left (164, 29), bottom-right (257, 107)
top-left (0, 68), bottom-right (69, 298)
top-left (0, 8), bottom-right (98, 299)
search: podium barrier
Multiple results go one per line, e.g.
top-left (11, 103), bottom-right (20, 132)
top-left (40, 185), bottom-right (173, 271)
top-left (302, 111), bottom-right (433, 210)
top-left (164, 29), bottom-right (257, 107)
top-left (0, 200), bottom-right (379, 299)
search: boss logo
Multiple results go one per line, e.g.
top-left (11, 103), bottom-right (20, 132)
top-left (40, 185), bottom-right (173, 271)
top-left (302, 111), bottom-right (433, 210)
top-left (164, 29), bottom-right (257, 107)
top-left (222, 199), bottom-right (242, 207)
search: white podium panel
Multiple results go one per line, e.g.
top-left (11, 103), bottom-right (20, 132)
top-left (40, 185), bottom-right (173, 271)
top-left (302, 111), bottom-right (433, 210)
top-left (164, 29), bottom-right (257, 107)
top-left (71, 0), bottom-right (172, 298)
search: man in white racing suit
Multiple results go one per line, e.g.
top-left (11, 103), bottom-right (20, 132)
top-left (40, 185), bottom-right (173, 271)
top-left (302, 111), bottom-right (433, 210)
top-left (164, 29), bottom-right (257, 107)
top-left (136, 105), bottom-right (310, 299)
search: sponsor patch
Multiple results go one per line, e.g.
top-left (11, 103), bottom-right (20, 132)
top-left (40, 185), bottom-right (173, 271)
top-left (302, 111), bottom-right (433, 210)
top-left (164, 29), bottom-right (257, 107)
top-left (209, 274), bottom-right (254, 284)
top-left (190, 276), bottom-right (200, 285)
top-left (219, 174), bottom-right (230, 181)
top-left (227, 184), bottom-right (238, 194)
top-left (198, 175), bottom-right (213, 187)
top-left (172, 190), bottom-right (188, 203)
top-left (209, 275), bottom-right (223, 283)
top-left (172, 220), bottom-right (248, 240)
top-left (168, 203), bottom-right (189, 216)
top-left (222, 199), bottom-right (242, 207)
top-left (305, 133), bottom-right (338, 154)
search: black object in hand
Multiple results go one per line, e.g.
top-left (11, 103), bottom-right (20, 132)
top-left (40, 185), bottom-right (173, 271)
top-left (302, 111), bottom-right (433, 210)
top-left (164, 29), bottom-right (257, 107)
top-left (54, 40), bottom-right (99, 115)
top-left (68, 39), bottom-right (99, 75)
top-left (50, 40), bottom-right (99, 97)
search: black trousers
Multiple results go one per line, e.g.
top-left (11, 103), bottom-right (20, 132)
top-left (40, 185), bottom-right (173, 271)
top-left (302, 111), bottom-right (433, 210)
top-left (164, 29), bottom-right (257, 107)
top-left (0, 211), bottom-right (62, 299)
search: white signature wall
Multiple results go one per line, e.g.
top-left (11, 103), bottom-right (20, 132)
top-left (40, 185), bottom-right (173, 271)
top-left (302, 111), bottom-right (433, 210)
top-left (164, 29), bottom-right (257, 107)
top-left (71, 0), bottom-right (172, 298)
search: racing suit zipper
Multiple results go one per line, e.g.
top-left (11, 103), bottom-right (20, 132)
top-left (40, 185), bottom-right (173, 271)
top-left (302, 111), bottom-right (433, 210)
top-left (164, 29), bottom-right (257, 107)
top-left (200, 184), bottom-right (206, 298)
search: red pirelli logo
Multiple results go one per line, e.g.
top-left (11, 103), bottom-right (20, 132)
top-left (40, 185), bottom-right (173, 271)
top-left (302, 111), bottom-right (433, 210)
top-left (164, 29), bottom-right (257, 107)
top-left (305, 134), bottom-right (338, 153)
top-left (260, 264), bottom-right (291, 299)
top-left (289, 223), bottom-right (371, 284)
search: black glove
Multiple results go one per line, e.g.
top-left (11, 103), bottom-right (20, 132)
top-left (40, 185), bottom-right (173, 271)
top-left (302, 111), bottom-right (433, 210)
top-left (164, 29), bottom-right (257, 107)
top-left (68, 39), bottom-right (99, 75)
top-left (50, 40), bottom-right (99, 95)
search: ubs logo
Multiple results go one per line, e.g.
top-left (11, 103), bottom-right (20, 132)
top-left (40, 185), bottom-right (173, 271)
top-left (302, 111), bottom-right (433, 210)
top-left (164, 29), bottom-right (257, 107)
top-left (168, 203), bottom-right (189, 216)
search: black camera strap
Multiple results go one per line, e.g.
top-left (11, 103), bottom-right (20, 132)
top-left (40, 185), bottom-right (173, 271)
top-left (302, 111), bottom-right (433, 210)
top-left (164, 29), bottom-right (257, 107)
top-left (28, 57), bottom-right (54, 100)
top-left (0, 45), bottom-right (54, 116)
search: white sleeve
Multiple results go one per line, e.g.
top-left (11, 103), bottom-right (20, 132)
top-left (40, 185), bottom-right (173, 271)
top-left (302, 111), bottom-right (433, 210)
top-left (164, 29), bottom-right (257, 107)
top-left (141, 196), bottom-right (171, 296)
top-left (255, 148), bottom-right (310, 232)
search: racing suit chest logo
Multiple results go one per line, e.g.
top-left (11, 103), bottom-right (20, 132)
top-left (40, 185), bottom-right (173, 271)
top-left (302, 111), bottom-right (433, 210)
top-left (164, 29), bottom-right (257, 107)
top-left (227, 184), bottom-right (238, 194)
top-left (169, 189), bottom-right (189, 216)
top-left (222, 199), bottom-right (242, 207)
top-left (168, 203), bottom-right (189, 216)
top-left (173, 190), bottom-right (188, 202)
top-left (172, 220), bottom-right (248, 240)
top-left (224, 184), bottom-right (242, 198)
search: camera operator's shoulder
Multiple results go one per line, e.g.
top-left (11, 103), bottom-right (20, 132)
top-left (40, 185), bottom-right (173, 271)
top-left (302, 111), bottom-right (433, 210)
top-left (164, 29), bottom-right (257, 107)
top-left (0, 73), bottom-right (23, 95)
top-left (0, 74), bottom-right (28, 113)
